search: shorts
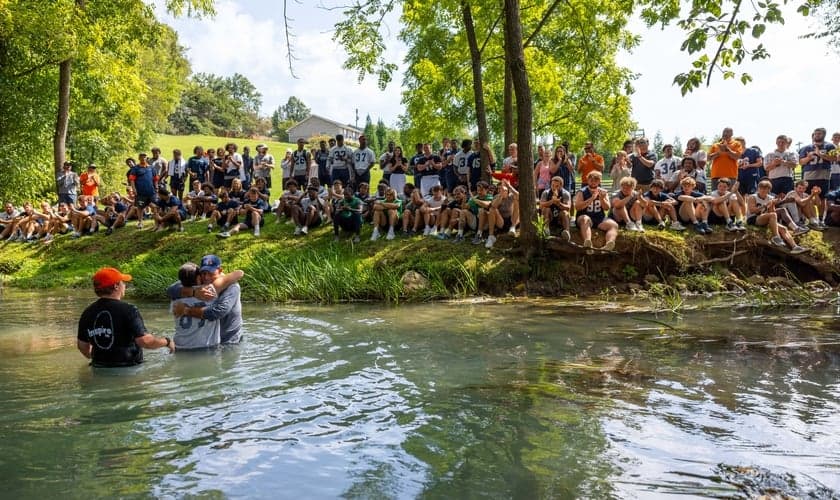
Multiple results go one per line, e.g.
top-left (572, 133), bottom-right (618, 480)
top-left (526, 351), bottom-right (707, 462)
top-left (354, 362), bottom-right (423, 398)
top-left (354, 171), bottom-right (371, 186)
top-left (578, 212), bottom-right (605, 226)
top-left (58, 193), bottom-right (76, 205)
top-left (294, 175), bottom-right (308, 188)
top-left (746, 214), bottom-right (758, 226)
top-left (170, 175), bottom-right (186, 192)
top-left (244, 214), bottom-right (265, 229)
top-left (218, 213), bottom-right (238, 226)
top-left (335, 214), bottom-right (362, 233)
top-left (330, 169), bottom-right (351, 187)
top-left (707, 211), bottom-right (728, 225)
top-left (500, 216), bottom-right (513, 232)
top-left (831, 173), bottom-right (840, 191)
top-left (737, 180), bottom-right (757, 195)
top-left (770, 177), bottom-right (794, 195)
top-left (135, 195), bottom-right (154, 209)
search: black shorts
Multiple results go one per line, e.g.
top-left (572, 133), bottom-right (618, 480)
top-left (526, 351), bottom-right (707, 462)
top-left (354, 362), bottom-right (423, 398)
top-left (135, 195), bottom-right (154, 209)
top-left (170, 175), bottom-right (186, 192)
top-left (806, 178), bottom-right (830, 196)
top-left (746, 214), bottom-right (758, 226)
top-left (578, 212), bottom-right (605, 226)
top-left (500, 216), bottom-right (513, 232)
top-left (244, 214), bottom-right (265, 229)
top-left (770, 177), bottom-right (794, 195)
top-left (707, 211), bottom-right (728, 225)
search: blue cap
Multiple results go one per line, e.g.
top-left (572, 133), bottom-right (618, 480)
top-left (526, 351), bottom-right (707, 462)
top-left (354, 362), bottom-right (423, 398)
top-left (199, 254), bottom-right (222, 273)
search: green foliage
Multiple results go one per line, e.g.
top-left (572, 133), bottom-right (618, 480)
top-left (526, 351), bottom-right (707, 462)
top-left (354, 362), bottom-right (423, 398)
top-left (168, 72), bottom-right (263, 137)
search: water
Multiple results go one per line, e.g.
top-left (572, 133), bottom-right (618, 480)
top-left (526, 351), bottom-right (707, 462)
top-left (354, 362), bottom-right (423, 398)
top-left (0, 289), bottom-right (838, 499)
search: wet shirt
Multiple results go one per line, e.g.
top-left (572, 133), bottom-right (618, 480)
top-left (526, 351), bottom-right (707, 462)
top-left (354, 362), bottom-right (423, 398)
top-left (77, 298), bottom-right (145, 367)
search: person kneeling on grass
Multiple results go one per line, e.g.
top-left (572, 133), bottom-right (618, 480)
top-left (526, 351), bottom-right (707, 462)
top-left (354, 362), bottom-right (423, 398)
top-left (371, 187), bottom-right (403, 241)
top-left (675, 177), bottom-right (714, 235)
top-left (574, 171), bottom-right (618, 251)
top-left (539, 176), bottom-right (572, 240)
top-left (708, 178), bottom-right (747, 232)
top-left (747, 180), bottom-right (808, 254)
top-left (610, 176), bottom-right (646, 233)
top-left (642, 179), bottom-right (683, 230)
top-left (153, 188), bottom-right (187, 233)
top-left (295, 186), bottom-right (325, 236)
top-left (219, 187), bottom-right (268, 238)
top-left (334, 188), bottom-right (363, 243)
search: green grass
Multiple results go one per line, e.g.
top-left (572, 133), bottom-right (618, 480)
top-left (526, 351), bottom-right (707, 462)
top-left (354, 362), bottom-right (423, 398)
top-left (153, 134), bottom-right (296, 156)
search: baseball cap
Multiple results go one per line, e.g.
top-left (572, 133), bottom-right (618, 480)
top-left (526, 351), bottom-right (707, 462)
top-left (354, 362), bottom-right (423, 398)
top-left (87, 163), bottom-right (97, 169)
top-left (256, 143), bottom-right (267, 149)
top-left (199, 254), bottom-right (222, 273)
top-left (93, 267), bottom-right (132, 288)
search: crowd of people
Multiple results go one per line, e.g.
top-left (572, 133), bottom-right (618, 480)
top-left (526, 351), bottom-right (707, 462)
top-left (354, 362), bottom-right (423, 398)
top-left (3, 127), bottom-right (839, 252)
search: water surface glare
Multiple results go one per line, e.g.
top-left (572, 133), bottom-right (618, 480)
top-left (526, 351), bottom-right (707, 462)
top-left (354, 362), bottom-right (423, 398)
top-left (0, 290), bottom-right (838, 498)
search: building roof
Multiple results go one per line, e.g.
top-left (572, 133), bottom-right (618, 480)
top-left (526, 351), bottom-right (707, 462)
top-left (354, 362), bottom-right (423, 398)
top-left (287, 114), bottom-right (363, 134)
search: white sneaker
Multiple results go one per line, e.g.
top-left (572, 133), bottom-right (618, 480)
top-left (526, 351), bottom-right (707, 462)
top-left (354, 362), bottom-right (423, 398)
top-left (429, 228), bottom-right (438, 237)
top-left (254, 226), bottom-right (260, 237)
top-left (508, 226), bottom-right (516, 235)
top-left (603, 240), bottom-right (615, 251)
top-left (423, 226), bottom-right (431, 236)
top-left (485, 235), bottom-right (497, 248)
top-left (626, 221), bottom-right (638, 231)
top-left (294, 226), bottom-right (302, 235)
top-left (670, 221), bottom-right (686, 231)
top-left (635, 221), bottom-right (645, 233)
top-left (370, 228), bottom-right (380, 241)
top-left (561, 229), bottom-right (571, 242)
top-left (386, 227), bottom-right (395, 240)
top-left (301, 225), bottom-right (308, 235)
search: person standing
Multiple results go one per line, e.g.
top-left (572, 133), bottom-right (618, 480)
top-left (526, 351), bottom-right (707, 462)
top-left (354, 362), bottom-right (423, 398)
top-left (187, 146), bottom-right (209, 186)
top-left (291, 138), bottom-right (312, 188)
top-left (577, 141), bottom-right (605, 185)
top-left (79, 164), bottom-right (101, 200)
top-left (128, 156), bottom-right (158, 229)
top-left (379, 140), bottom-right (395, 185)
top-left (148, 147), bottom-right (168, 185)
top-left (164, 149), bottom-right (188, 200)
top-left (57, 161), bottom-right (80, 205)
top-left (765, 134), bottom-right (797, 195)
top-left (799, 127), bottom-right (836, 228)
top-left (253, 144), bottom-right (275, 188)
top-left (171, 255), bottom-right (243, 345)
top-left (654, 144), bottom-right (681, 181)
top-left (629, 137), bottom-right (657, 191)
top-left (77, 267), bottom-right (174, 367)
top-left (708, 127), bottom-right (743, 185)
top-left (328, 134), bottom-right (354, 187)
top-left (352, 134), bottom-right (377, 187)
top-left (315, 140), bottom-right (331, 186)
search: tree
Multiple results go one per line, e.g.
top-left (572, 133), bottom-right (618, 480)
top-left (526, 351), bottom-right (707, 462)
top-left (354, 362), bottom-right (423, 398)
top-left (277, 96), bottom-right (311, 123)
top-left (363, 114), bottom-right (376, 150)
top-left (652, 131), bottom-right (665, 158)
top-left (168, 72), bottom-right (263, 137)
top-left (375, 118), bottom-right (387, 152)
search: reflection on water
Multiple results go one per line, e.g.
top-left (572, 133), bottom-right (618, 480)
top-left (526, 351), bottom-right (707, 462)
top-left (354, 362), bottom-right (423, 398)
top-left (0, 290), bottom-right (838, 498)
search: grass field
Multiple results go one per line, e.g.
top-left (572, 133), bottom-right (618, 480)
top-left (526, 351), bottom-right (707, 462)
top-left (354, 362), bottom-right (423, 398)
top-left (153, 134), bottom-right (297, 156)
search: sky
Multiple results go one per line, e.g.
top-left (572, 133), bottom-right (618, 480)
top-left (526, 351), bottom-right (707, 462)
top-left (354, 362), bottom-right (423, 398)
top-left (156, 0), bottom-right (840, 152)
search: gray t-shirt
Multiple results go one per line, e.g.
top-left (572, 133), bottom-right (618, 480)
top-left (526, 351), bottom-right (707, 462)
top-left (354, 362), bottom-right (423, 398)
top-left (764, 150), bottom-right (797, 180)
top-left (167, 282), bottom-right (242, 344)
top-left (172, 296), bottom-right (220, 349)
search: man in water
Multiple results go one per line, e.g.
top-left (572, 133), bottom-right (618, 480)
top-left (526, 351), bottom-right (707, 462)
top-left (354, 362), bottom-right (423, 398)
top-left (77, 267), bottom-right (175, 366)
top-left (170, 255), bottom-right (243, 344)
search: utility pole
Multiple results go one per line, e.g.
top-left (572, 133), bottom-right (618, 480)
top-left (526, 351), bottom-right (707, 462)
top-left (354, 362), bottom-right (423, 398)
top-left (355, 108), bottom-right (359, 128)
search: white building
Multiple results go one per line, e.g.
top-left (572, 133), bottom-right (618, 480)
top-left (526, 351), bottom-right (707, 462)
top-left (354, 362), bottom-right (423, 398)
top-left (287, 114), bottom-right (363, 143)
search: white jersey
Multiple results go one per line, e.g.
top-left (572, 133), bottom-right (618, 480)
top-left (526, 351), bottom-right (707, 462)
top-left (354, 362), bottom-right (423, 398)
top-left (328, 145), bottom-right (354, 171)
top-left (424, 195), bottom-right (445, 210)
top-left (655, 156), bottom-right (681, 179)
top-left (453, 151), bottom-right (470, 175)
top-left (168, 158), bottom-right (187, 177)
top-left (292, 149), bottom-right (310, 176)
top-left (253, 153), bottom-right (275, 179)
top-left (172, 297), bottom-right (220, 349)
top-left (353, 147), bottom-right (376, 175)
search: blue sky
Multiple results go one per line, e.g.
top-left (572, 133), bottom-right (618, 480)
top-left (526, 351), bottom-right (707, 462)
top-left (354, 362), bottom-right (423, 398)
top-left (157, 0), bottom-right (840, 152)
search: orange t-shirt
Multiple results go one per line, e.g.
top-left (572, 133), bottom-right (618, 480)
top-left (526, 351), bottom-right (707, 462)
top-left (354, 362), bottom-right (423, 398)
top-left (578, 153), bottom-right (604, 182)
top-left (709, 140), bottom-right (743, 179)
top-left (80, 172), bottom-right (100, 197)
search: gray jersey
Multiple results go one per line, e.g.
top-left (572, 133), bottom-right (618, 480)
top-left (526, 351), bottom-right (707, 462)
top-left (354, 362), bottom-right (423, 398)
top-left (328, 145), bottom-right (354, 171)
top-left (764, 150), bottom-right (796, 179)
top-left (172, 297), bottom-right (220, 349)
top-left (353, 147), bottom-right (376, 175)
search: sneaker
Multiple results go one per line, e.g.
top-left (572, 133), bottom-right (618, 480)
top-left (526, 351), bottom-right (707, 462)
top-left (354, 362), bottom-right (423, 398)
top-left (625, 221), bottom-right (637, 232)
top-left (253, 226), bottom-right (260, 237)
top-left (437, 232), bottom-right (449, 240)
top-left (818, 220), bottom-right (828, 230)
top-left (770, 235), bottom-right (785, 247)
top-left (454, 234), bottom-right (464, 243)
top-left (635, 222), bottom-right (645, 233)
top-left (701, 222), bottom-right (713, 233)
top-left (294, 226), bottom-right (302, 236)
top-left (790, 245), bottom-right (809, 255)
top-left (352, 235), bottom-right (360, 243)
top-left (43, 233), bottom-right (53, 242)
top-left (386, 228), bottom-right (395, 240)
top-left (423, 226), bottom-right (431, 236)
top-left (670, 221), bottom-right (686, 231)
top-left (429, 228), bottom-right (438, 237)
top-left (735, 220), bottom-right (746, 231)
top-left (694, 222), bottom-right (705, 234)
top-left (485, 235), bottom-right (497, 248)
top-left (726, 221), bottom-right (736, 232)
top-left (370, 228), bottom-right (380, 241)
top-left (178, 226), bottom-right (185, 233)
top-left (71, 231), bottom-right (81, 239)
top-left (207, 223), bottom-right (213, 233)
top-left (508, 226), bottom-right (516, 235)
top-left (136, 221), bottom-right (143, 229)
top-left (657, 221), bottom-right (666, 230)
top-left (792, 225), bottom-right (810, 236)
top-left (583, 239), bottom-right (592, 248)
top-left (223, 223), bottom-right (230, 230)
top-left (301, 225), bottom-right (308, 235)
top-left (217, 231), bottom-right (231, 239)
top-left (471, 234), bottom-right (483, 245)
top-left (105, 227), bottom-right (113, 236)
top-left (561, 229), bottom-right (571, 242)
top-left (603, 240), bottom-right (616, 251)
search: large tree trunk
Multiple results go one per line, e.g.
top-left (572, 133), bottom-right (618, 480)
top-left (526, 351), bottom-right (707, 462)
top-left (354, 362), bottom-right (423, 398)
top-left (461, 2), bottom-right (491, 181)
top-left (54, 58), bottom-right (71, 182)
top-left (503, 56), bottom-right (514, 151)
top-left (503, 0), bottom-right (536, 250)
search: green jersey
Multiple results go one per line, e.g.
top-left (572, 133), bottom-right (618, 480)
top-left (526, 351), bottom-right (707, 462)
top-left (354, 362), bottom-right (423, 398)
top-left (468, 193), bottom-right (494, 214)
top-left (337, 196), bottom-right (362, 218)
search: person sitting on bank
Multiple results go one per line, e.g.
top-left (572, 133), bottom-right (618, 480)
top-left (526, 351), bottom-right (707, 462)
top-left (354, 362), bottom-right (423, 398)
top-left (77, 267), bottom-right (174, 367)
top-left (482, 178), bottom-right (519, 249)
top-left (371, 187), bottom-right (403, 241)
top-left (708, 178), bottom-right (747, 232)
top-left (675, 176), bottom-right (714, 235)
top-left (609, 176), bottom-right (646, 233)
top-left (574, 171), bottom-right (618, 251)
top-left (218, 187), bottom-right (267, 238)
top-left (641, 179), bottom-right (683, 230)
top-left (152, 187), bottom-right (187, 233)
top-left (539, 176), bottom-right (572, 240)
top-left (333, 188), bottom-right (363, 243)
top-left (295, 185), bottom-right (326, 236)
top-left (746, 179), bottom-right (808, 254)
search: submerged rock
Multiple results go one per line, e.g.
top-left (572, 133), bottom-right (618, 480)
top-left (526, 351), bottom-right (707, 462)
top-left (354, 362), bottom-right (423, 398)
top-left (401, 271), bottom-right (429, 294)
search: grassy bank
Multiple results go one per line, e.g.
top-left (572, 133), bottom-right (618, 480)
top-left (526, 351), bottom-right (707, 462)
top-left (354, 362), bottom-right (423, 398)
top-left (1, 211), bottom-right (837, 303)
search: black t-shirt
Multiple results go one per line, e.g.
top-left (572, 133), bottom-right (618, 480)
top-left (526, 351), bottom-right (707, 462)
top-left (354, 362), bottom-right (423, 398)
top-left (630, 152), bottom-right (658, 184)
top-left (77, 298), bottom-right (146, 367)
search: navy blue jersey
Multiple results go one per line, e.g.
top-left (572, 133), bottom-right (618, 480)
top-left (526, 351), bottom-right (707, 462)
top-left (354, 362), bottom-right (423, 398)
top-left (800, 143), bottom-right (836, 174)
top-left (188, 156), bottom-right (208, 180)
top-left (580, 187), bottom-right (606, 217)
top-left (158, 195), bottom-right (184, 210)
top-left (738, 147), bottom-right (762, 187)
top-left (643, 191), bottom-right (673, 203)
top-left (216, 199), bottom-right (240, 213)
top-left (130, 165), bottom-right (156, 197)
top-left (242, 197), bottom-right (268, 213)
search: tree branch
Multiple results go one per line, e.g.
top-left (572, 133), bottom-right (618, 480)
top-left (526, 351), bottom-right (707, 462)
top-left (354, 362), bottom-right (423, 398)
top-left (523, 0), bottom-right (563, 48)
top-left (284, 0), bottom-right (298, 77)
top-left (478, 10), bottom-right (504, 56)
top-left (11, 59), bottom-right (64, 79)
top-left (706, 0), bottom-right (742, 87)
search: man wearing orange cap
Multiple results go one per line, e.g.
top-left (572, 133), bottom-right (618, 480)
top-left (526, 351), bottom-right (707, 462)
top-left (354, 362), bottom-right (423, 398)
top-left (77, 267), bottom-right (175, 366)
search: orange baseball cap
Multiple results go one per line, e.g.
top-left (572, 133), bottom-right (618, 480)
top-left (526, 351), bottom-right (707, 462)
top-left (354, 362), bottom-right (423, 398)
top-left (93, 267), bottom-right (132, 288)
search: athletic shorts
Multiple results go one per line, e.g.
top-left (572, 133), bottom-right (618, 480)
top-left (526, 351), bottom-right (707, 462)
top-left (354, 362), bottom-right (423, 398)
top-left (244, 214), bottom-right (265, 229)
top-left (578, 212), bottom-right (605, 226)
top-left (135, 195), bottom-right (154, 209)
top-left (707, 211), bottom-right (727, 225)
top-left (770, 177), bottom-right (794, 196)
